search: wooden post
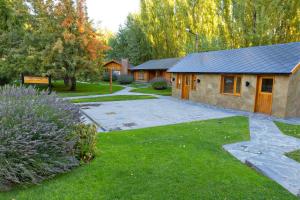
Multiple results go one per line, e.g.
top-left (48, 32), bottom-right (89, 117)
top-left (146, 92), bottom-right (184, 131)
top-left (110, 68), bottom-right (113, 94)
top-left (48, 75), bottom-right (52, 95)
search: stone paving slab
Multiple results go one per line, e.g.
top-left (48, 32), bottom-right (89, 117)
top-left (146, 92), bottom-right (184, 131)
top-left (81, 98), bottom-right (237, 131)
top-left (224, 117), bottom-right (300, 196)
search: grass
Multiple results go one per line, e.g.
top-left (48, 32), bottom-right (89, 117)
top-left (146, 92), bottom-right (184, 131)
top-left (275, 121), bottom-right (300, 163)
top-left (49, 81), bottom-right (124, 97)
top-left (128, 82), bottom-right (150, 88)
top-left (131, 86), bottom-right (172, 96)
top-left (1, 117), bottom-right (295, 200)
top-left (70, 95), bottom-right (157, 103)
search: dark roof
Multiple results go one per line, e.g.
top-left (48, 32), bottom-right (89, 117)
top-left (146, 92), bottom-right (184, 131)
top-left (168, 42), bottom-right (300, 74)
top-left (131, 58), bottom-right (181, 71)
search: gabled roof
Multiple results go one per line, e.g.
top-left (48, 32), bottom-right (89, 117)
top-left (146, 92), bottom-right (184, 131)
top-left (131, 58), bottom-right (181, 71)
top-left (103, 60), bottom-right (135, 69)
top-left (168, 42), bottom-right (300, 74)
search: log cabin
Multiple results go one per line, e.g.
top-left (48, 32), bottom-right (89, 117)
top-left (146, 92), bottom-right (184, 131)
top-left (130, 58), bottom-right (181, 82)
top-left (103, 59), bottom-right (134, 75)
top-left (168, 42), bottom-right (300, 118)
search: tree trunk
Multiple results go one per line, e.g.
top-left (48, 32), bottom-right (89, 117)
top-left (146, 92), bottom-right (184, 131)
top-left (70, 76), bottom-right (76, 91)
top-left (64, 76), bottom-right (70, 86)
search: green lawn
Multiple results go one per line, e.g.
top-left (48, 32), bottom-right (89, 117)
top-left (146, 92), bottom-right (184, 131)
top-left (131, 86), bottom-right (172, 96)
top-left (70, 95), bottom-right (157, 103)
top-left (275, 121), bottom-right (300, 163)
top-left (50, 81), bottom-right (124, 97)
top-left (128, 82), bottom-right (150, 88)
top-left (1, 117), bottom-right (295, 200)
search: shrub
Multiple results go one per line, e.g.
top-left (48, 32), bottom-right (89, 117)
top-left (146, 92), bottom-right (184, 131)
top-left (75, 124), bottom-right (97, 163)
top-left (102, 72), bottom-right (118, 82)
top-left (0, 85), bottom-right (81, 191)
top-left (151, 77), bottom-right (169, 90)
top-left (0, 75), bottom-right (10, 86)
top-left (117, 74), bottom-right (134, 85)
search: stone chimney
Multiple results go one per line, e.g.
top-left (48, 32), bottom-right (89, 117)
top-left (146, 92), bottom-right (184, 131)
top-left (121, 58), bottom-right (129, 75)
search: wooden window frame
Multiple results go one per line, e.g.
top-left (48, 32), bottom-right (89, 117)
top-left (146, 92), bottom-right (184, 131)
top-left (259, 77), bottom-right (274, 94)
top-left (138, 71), bottom-right (144, 80)
top-left (220, 75), bottom-right (242, 96)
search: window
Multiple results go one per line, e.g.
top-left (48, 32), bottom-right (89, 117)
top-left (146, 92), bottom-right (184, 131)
top-left (191, 74), bottom-right (197, 90)
top-left (113, 71), bottom-right (121, 76)
top-left (261, 78), bottom-right (273, 93)
top-left (221, 75), bottom-right (242, 96)
top-left (176, 74), bottom-right (182, 89)
top-left (138, 71), bottom-right (144, 80)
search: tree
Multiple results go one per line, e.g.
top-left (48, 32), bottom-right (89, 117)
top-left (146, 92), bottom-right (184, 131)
top-left (109, 0), bottom-right (300, 60)
top-left (26, 0), bottom-right (107, 90)
top-left (0, 0), bottom-right (28, 84)
top-left (0, 0), bottom-right (106, 90)
top-left (106, 14), bottom-right (153, 65)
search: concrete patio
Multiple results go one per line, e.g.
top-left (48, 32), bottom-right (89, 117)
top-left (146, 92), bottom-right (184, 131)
top-left (80, 98), bottom-right (237, 131)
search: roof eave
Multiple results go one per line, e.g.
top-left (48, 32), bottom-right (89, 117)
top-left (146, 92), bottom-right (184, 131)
top-left (168, 71), bottom-right (292, 75)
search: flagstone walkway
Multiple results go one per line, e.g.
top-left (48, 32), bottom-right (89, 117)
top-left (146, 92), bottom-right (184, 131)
top-left (224, 115), bottom-right (300, 196)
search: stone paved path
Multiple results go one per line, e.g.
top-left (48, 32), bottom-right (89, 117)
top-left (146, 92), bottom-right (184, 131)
top-left (81, 98), bottom-right (237, 131)
top-left (224, 115), bottom-right (300, 196)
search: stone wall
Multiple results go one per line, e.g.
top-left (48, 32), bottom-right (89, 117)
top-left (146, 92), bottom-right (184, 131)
top-left (271, 76), bottom-right (290, 118)
top-left (286, 70), bottom-right (300, 117)
top-left (171, 73), bottom-right (296, 118)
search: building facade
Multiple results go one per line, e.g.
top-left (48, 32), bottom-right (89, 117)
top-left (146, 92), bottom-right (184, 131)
top-left (131, 58), bottom-right (181, 82)
top-left (169, 42), bottom-right (300, 118)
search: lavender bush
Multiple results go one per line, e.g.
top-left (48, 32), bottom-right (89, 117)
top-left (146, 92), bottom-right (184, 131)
top-left (0, 85), bottom-right (81, 191)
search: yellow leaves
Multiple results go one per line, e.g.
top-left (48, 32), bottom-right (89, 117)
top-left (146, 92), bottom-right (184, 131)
top-left (63, 31), bottom-right (76, 42)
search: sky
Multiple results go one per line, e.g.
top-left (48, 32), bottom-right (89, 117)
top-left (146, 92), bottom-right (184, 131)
top-left (86, 0), bottom-right (140, 33)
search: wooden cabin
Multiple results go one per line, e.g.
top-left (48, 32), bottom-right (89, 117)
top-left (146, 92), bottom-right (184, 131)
top-left (130, 58), bottom-right (181, 82)
top-left (168, 42), bottom-right (300, 118)
top-left (103, 59), bottom-right (134, 75)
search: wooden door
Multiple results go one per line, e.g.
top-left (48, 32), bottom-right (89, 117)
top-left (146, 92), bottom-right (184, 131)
top-left (255, 76), bottom-right (274, 115)
top-left (181, 74), bottom-right (191, 100)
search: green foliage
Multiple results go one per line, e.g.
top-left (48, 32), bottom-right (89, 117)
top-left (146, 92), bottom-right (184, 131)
top-left (1, 117), bottom-right (296, 199)
top-left (75, 124), bottom-right (97, 163)
top-left (151, 77), bottom-right (169, 90)
top-left (108, 0), bottom-right (300, 60)
top-left (102, 72), bottom-right (118, 82)
top-left (0, 85), bottom-right (81, 191)
top-left (275, 121), bottom-right (300, 139)
top-left (106, 14), bottom-right (154, 65)
top-left (49, 81), bottom-right (124, 97)
top-left (130, 86), bottom-right (172, 96)
top-left (0, 0), bottom-right (106, 90)
top-left (275, 122), bottom-right (300, 163)
top-left (286, 150), bottom-right (300, 163)
top-left (0, 0), bottom-right (28, 83)
top-left (117, 74), bottom-right (134, 84)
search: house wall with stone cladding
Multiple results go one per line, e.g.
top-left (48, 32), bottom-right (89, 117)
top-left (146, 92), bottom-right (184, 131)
top-left (171, 73), bottom-right (295, 118)
top-left (285, 69), bottom-right (300, 117)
